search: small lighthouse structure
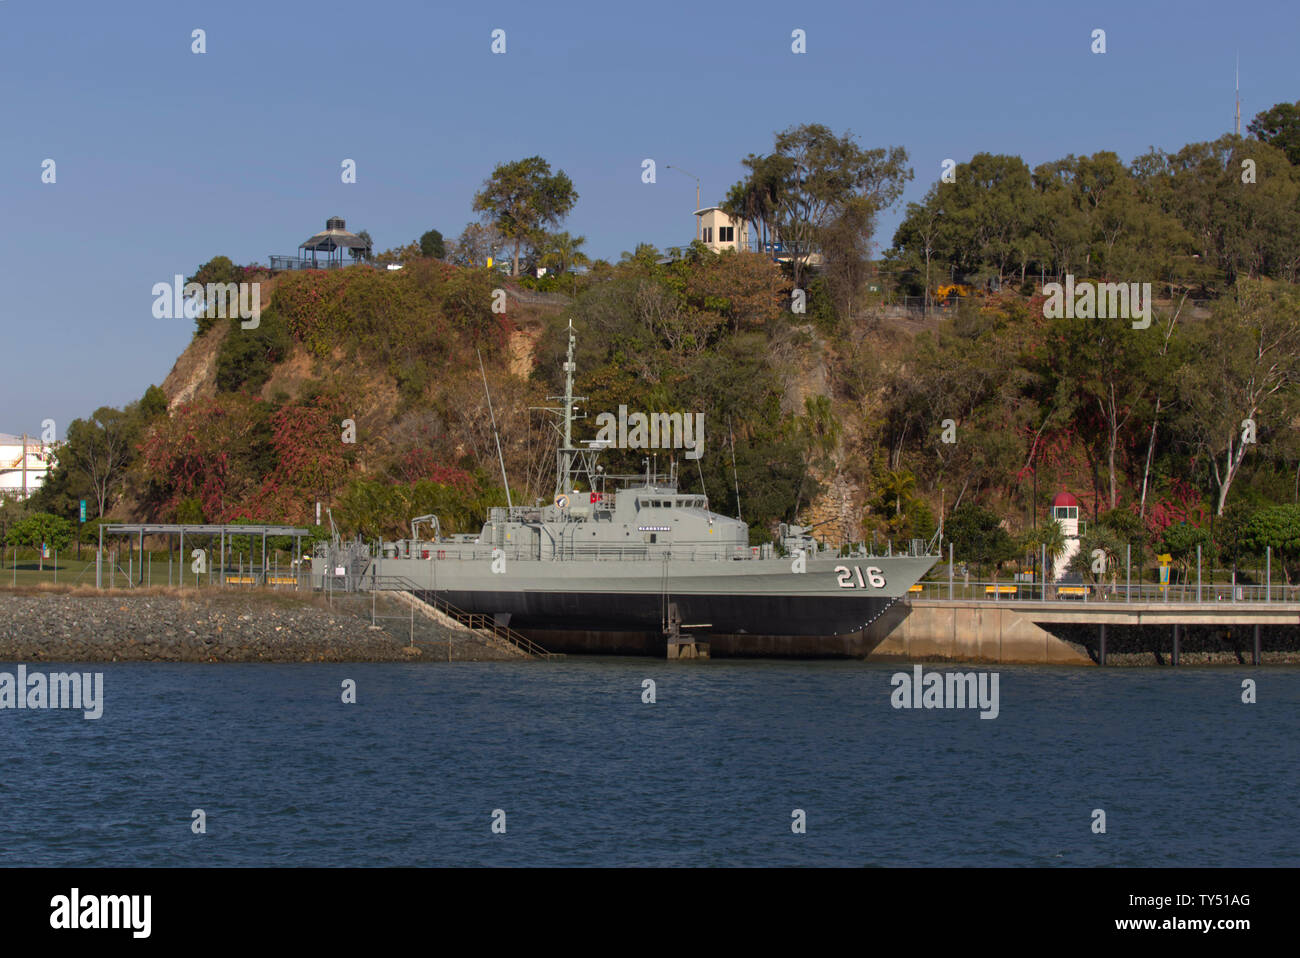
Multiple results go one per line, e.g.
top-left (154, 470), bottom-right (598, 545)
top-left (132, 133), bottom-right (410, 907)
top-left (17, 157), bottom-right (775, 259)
top-left (1050, 492), bottom-right (1082, 580)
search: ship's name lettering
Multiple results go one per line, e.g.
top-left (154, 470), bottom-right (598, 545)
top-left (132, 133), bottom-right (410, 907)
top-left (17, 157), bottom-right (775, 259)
top-left (835, 565), bottom-right (886, 589)
top-left (638, 526), bottom-right (670, 532)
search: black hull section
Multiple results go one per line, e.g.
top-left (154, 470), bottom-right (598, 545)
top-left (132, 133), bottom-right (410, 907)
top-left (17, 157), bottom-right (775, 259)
top-left (415, 589), bottom-right (912, 658)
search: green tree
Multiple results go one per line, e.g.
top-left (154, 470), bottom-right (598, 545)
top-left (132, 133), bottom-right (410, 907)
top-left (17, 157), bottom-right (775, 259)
top-left (539, 231), bottom-right (590, 274)
top-left (1133, 136), bottom-right (1300, 285)
top-left (749, 124), bottom-right (911, 290)
top-left (890, 183), bottom-right (950, 308)
top-left (215, 305), bottom-right (291, 393)
top-left (6, 512), bottom-right (73, 570)
top-left (1241, 504), bottom-right (1300, 583)
top-left (1160, 521), bottom-right (1209, 584)
top-left (419, 229), bottom-right (445, 259)
top-left (1248, 100), bottom-right (1300, 166)
top-left (944, 502), bottom-right (1017, 577)
top-left (1174, 280), bottom-right (1300, 514)
top-left (187, 255), bottom-right (238, 335)
top-left (876, 467), bottom-right (916, 538)
top-left (352, 230), bottom-right (374, 263)
top-left (1069, 522), bottom-right (1128, 594)
top-left (1022, 518), bottom-right (1067, 582)
top-left (139, 384), bottom-right (168, 421)
top-left (1054, 304), bottom-right (1149, 511)
top-left (64, 407), bottom-right (137, 518)
top-left (943, 152), bottom-right (1039, 284)
top-left (472, 156), bottom-right (579, 277)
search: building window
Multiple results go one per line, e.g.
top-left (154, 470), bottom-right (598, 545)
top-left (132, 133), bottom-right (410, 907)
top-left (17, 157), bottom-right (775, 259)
top-left (702, 227), bottom-right (712, 243)
top-left (719, 226), bottom-right (734, 242)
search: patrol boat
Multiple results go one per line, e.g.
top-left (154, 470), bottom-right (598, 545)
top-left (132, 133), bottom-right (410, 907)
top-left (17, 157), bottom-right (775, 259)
top-left (364, 325), bottom-right (938, 657)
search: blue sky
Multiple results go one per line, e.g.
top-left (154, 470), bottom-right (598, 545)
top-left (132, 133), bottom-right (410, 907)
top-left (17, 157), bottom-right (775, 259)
top-left (3, 0), bottom-right (1296, 434)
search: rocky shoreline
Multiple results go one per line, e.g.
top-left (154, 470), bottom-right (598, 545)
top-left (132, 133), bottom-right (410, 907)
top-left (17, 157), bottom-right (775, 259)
top-left (0, 588), bottom-right (523, 663)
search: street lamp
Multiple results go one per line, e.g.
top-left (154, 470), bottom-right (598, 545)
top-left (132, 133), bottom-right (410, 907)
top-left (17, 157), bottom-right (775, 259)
top-left (666, 165), bottom-right (702, 240)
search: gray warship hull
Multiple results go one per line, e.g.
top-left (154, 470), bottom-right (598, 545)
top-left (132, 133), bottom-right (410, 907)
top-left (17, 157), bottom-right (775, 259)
top-left (369, 552), bottom-right (937, 657)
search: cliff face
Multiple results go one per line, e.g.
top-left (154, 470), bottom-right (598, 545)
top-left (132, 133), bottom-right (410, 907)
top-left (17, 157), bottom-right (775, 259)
top-left (158, 277), bottom-right (562, 417)
top-left (160, 322), bottom-right (228, 410)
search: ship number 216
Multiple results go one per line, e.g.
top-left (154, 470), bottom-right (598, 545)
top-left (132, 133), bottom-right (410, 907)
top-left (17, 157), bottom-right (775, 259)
top-left (835, 565), bottom-right (885, 589)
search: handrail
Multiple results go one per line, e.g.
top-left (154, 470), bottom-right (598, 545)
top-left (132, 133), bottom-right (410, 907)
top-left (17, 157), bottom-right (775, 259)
top-left (906, 578), bottom-right (1300, 604)
top-left (373, 574), bottom-right (561, 659)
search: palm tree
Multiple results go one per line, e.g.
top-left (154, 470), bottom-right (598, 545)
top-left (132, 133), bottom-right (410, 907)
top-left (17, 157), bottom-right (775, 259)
top-left (541, 232), bottom-right (589, 275)
top-left (1024, 518), bottom-right (1067, 583)
top-left (880, 468), bottom-right (916, 517)
top-left (879, 468), bottom-right (917, 539)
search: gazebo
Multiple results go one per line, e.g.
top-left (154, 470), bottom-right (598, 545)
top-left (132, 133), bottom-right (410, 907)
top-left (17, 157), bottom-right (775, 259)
top-left (298, 216), bottom-right (371, 267)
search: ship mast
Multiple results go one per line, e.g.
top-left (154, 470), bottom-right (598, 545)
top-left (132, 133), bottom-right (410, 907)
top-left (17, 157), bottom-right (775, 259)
top-left (563, 320), bottom-right (575, 462)
top-left (548, 319), bottom-right (586, 497)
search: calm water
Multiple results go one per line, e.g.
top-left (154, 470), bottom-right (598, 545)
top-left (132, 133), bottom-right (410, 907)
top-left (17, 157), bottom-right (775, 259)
top-left (1, 660), bottom-right (1296, 866)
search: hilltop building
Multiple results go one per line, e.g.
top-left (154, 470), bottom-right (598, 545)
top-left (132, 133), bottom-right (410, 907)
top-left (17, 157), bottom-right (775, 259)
top-left (689, 206), bottom-right (822, 267)
top-left (270, 216), bottom-right (372, 271)
top-left (693, 207), bottom-right (750, 253)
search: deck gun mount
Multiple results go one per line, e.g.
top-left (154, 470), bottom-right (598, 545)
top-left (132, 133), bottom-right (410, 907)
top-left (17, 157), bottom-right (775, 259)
top-left (779, 518), bottom-right (839, 557)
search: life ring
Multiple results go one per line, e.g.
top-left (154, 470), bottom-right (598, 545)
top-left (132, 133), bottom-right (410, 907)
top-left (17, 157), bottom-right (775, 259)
top-left (437, 550), bottom-right (446, 560)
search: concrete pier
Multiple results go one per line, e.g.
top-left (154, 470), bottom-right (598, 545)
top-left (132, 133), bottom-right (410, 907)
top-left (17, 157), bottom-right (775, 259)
top-left (878, 601), bottom-right (1092, 665)
top-left (884, 599), bottom-right (1300, 665)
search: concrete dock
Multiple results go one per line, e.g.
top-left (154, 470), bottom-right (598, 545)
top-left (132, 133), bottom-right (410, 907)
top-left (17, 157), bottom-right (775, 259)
top-left (880, 599), bottom-right (1300, 665)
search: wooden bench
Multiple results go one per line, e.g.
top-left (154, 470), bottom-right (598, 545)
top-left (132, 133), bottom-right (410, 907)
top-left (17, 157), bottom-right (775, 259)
top-left (984, 585), bottom-right (1017, 597)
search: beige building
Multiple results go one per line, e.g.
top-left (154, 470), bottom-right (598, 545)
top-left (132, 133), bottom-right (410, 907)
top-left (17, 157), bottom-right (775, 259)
top-left (693, 207), bottom-right (750, 253)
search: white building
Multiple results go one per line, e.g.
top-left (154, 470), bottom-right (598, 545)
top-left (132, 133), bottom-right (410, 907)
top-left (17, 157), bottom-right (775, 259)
top-left (692, 206), bottom-right (825, 267)
top-left (693, 207), bottom-right (750, 253)
top-left (0, 433), bottom-right (55, 499)
top-left (1050, 491), bottom-right (1085, 581)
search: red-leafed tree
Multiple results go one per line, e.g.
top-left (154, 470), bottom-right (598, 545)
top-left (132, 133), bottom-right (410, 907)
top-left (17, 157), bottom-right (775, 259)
top-left (139, 394), bottom-right (270, 521)
top-left (395, 448), bottom-right (475, 492)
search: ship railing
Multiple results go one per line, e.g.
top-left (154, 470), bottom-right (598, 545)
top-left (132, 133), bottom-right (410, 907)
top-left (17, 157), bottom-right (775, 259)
top-left (389, 544), bottom-right (749, 562)
top-left (367, 573), bottom-right (562, 659)
top-left (389, 541), bottom-right (938, 563)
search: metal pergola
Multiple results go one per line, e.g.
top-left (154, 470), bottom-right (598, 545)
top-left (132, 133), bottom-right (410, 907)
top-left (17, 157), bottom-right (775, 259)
top-left (298, 216), bottom-right (371, 267)
top-left (97, 523), bottom-right (312, 589)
